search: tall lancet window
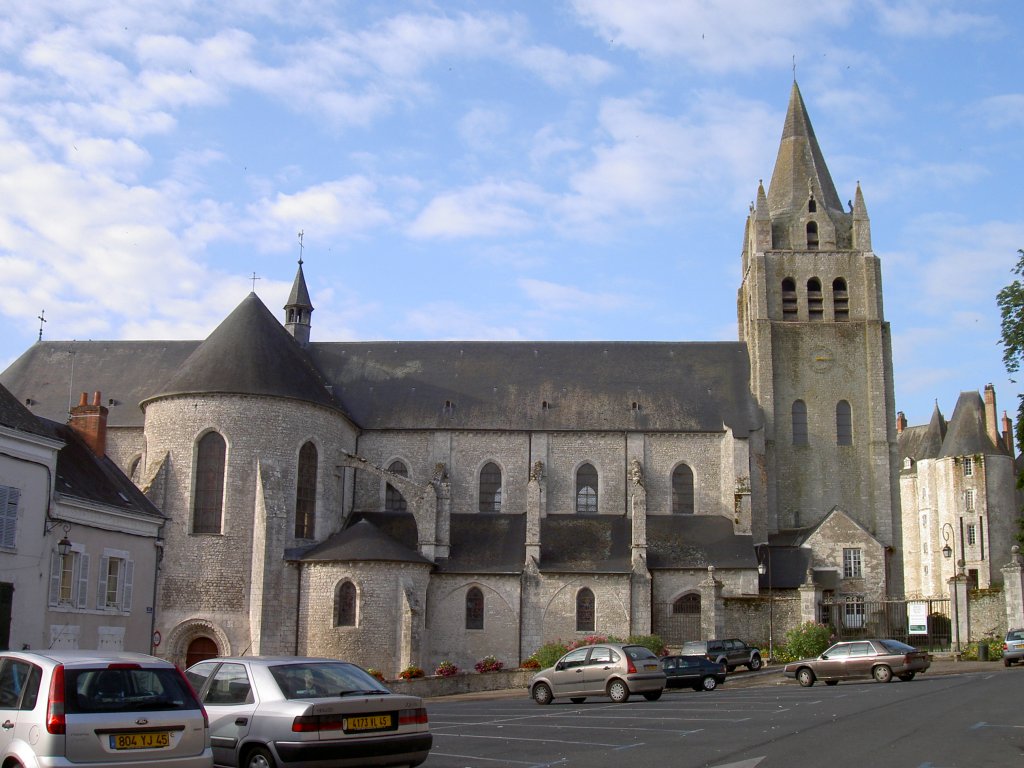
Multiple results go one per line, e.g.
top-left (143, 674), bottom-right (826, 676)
top-left (295, 442), bottom-right (317, 539)
top-left (576, 463), bottom-right (598, 514)
top-left (194, 431), bottom-right (226, 534)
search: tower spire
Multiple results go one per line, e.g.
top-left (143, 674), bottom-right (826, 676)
top-left (284, 231), bottom-right (314, 346)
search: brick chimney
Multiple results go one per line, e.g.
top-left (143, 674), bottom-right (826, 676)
top-left (984, 384), bottom-right (999, 446)
top-left (1003, 410), bottom-right (1015, 454)
top-left (69, 391), bottom-right (108, 457)
top-left (896, 411), bottom-right (907, 434)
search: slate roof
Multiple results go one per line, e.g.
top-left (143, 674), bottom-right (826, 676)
top-left (646, 515), bottom-right (757, 570)
top-left (0, 380), bottom-right (51, 438)
top-left (309, 341), bottom-right (760, 433)
top-left (755, 542), bottom-right (838, 590)
top-left (939, 391), bottom-right (1008, 458)
top-left (38, 418), bottom-right (163, 519)
top-left (286, 262), bottom-right (313, 310)
top-left (295, 517), bottom-right (431, 564)
top-left (144, 293), bottom-right (340, 410)
top-left (436, 514), bottom-right (527, 574)
top-left (3, 305), bottom-right (760, 436)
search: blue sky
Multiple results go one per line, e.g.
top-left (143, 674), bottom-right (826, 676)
top-left (1, 1), bottom-right (1022, 429)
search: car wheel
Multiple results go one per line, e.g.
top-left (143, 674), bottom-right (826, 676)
top-left (748, 655), bottom-right (762, 671)
top-left (873, 665), bottom-right (893, 683)
top-left (642, 690), bottom-right (662, 701)
top-left (245, 746), bottom-right (277, 768)
top-left (532, 683), bottom-right (553, 705)
top-left (607, 679), bottom-right (630, 703)
top-left (825, 680), bottom-right (839, 686)
top-left (898, 672), bottom-right (915, 681)
top-left (797, 667), bottom-right (815, 687)
top-left (702, 676), bottom-right (718, 691)
top-left (570, 697), bottom-right (586, 704)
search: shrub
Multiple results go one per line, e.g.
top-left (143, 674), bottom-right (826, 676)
top-left (398, 664), bottom-right (425, 680)
top-left (532, 642), bottom-right (569, 669)
top-left (434, 660), bottom-right (459, 677)
top-left (366, 667), bottom-right (386, 682)
top-left (627, 634), bottom-right (667, 657)
top-left (782, 622), bottom-right (833, 660)
top-left (520, 657), bottom-right (541, 670)
top-left (475, 655), bottom-right (504, 673)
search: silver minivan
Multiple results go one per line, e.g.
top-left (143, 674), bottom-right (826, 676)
top-left (0, 649), bottom-right (212, 768)
top-left (529, 643), bottom-right (665, 704)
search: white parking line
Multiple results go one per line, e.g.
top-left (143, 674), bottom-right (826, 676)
top-left (434, 732), bottom-right (625, 747)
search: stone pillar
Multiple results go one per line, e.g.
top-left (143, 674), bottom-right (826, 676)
top-left (628, 460), bottom-right (652, 634)
top-left (798, 568), bottom-right (819, 625)
top-left (1002, 545), bottom-right (1024, 632)
top-left (949, 573), bottom-right (970, 652)
top-left (700, 566), bottom-right (725, 639)
top-left (526, 461), bottom-right (544, 563)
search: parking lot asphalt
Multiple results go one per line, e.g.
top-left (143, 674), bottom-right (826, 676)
top-left (424, 655), bottom-right (1004, 702)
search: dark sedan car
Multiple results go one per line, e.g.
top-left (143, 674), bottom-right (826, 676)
top-left (783, 639), bottom-right (931, 687)
top-left (661, 655), bottom-right (727, 691)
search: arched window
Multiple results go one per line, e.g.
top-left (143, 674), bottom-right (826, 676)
top-left (672, 593), bottom-right (700, 615)
top-left (466, 586), bottom-right (484, 630)
top-left (808, 198), bottom-right (817, 213)
top-left (781, 277), bottom-right (797, 320)
top-left (672, 464), bottom-right (695, 514)
top-left (806, 221), bottom-right (819, 249)
top-left (576, 587), bottom-right (595, 632)
top-left (833, 277), bottom-right (849, 321)
top-left (193, 431), bottom-right (226, 534)
top-left (836, 401), bottom-right (853, 446)
top-left (334, 581), bottom-right (357, 626)
top-left (576, 463), bottom-right (598, 514)
top-left (385, 461), bottom-right (408, 512)
top-left (792, 400), bottom-right (808, 446)
top-left (295, 442), bottom-right (317, 539)
top-left (807, 278), bottom-right (823, 320)
top-left (479, 462), bottom-right (502, 513)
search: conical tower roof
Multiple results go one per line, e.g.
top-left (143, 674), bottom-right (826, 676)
top-left (767, 81), bottom-right (844, 217)
top-left (940, 391), bottom-right (1008, 457)
top-left (918, 402), bottom-right (948, 459)
top-left (286, 260), bottom-right (313, 311)
top-left (143, 293), bottom-right (337, 409)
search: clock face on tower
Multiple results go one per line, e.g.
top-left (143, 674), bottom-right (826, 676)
top-left (811, 346), bottom-right (835, 373)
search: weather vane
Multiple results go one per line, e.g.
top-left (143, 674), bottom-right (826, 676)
top-left (37, 309), bottom-right (46, 341)
top-left (298, 229), bottom-right (304, 265)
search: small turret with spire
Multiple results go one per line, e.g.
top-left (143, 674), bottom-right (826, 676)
top-left (285, 230), bottom-right (314, 347)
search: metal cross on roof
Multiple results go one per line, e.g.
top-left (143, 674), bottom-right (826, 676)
top-left (250, 272), bottom-right (261, 291)
top-left (37, 309), bottom-right (46, 341)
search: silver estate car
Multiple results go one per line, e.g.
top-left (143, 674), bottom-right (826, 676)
top-left (0, 649), bottom-right (212, 768)
top-left (185, 657), bottom-right (432, 768)
top-left (1003, 628), bottom-right (1024, 666)
top-left (529, 643), bottom-right (666, 705)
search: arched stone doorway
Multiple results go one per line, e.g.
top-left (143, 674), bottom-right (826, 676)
top-left (185, 636), bottom-right (218, 668)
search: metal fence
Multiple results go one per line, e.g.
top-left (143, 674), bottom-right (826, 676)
top-left (653, 602), bottom-right (702, 646)
top-left (819, 598), bottom-right (952, 652)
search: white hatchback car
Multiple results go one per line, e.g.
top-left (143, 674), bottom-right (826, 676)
top-left (0, 649), bottom-right (212, 768)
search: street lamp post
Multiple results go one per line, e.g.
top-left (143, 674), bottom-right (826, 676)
top-left (941, 522), bottom-right (963, 654)
top-left (758, 546), bottom-right (773, 662)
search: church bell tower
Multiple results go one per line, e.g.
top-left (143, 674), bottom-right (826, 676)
top-left (738, 81), bottom-right (902, 595)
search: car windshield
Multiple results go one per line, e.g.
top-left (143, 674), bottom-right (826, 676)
top-left (624, 646), bottom-right (657, 660)
top-left (877, 640), bottom-right (917, 654)
top-left (269, 662), bottom-right (390, 699)
top-left (1007, 630), bottom-right (1024, 641)
top-left (66, 667), bottom-right (200, 713)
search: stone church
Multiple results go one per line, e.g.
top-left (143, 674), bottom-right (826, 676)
top-left (1, 82), bottom-right (904, 673)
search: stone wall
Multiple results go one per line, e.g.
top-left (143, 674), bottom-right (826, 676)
top-left (968, 586), bottom-right (1006, 641)
top-left (724, 594), bottom-right (801, 652)
top-left (426, 574), bottom-right (522, 671)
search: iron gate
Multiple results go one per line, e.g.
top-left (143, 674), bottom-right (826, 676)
top-left (818, 598), bottom-right (952, 652)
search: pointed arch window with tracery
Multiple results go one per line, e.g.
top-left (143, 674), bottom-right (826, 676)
top-left (576, 587), bottom-right (595, 632)
top-left (479, 462), bottom-right (502, 513)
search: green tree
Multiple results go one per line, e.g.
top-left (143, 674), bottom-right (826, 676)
top-left (996, 248), bottom-right (1024, 542)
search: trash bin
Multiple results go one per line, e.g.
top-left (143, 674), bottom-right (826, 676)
top-left (978, 641), bottom-right (989, 661)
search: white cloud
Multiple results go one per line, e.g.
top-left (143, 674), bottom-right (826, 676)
top-left (403, 301), bottom-right (527, 340)
top-left (868, 0), bottom-right (997, 38)
top-left (570, 0), bottom-right (854, 72)
top-left (978, 93), bottom-right (1024, 130)
top-left (408, 181), bottom-right (548, 239)
top-left (518, 278), bottom-right (630, 313)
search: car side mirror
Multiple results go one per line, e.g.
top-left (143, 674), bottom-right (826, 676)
top-left (820, 654), bottom-right (829, 660)
top-left (555, 662), bottom-right (565, 671)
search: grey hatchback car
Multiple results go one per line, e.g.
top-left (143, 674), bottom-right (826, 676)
top-left (1003, 628), bottom-right (1024, 666)
top-left (529, 643), bottom-right (665, 705)
top-left (0, 649), bottom-right (212, 768)
top-left (185, 656), bottom-right (432, 768)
